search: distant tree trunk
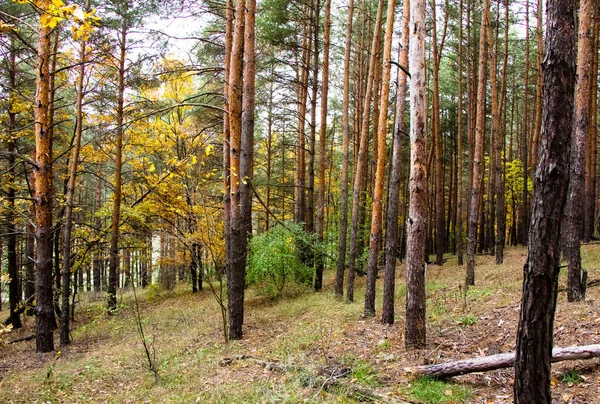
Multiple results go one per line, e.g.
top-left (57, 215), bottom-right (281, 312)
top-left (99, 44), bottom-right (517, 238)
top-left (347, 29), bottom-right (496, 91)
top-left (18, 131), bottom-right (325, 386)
top-left (334, 0), bottom-right (354, 297)
top-left (93, 158), bottom-right (102, 292)
top-left (432, 0), bottom-right (446, 266)
top-left (514, 0), bottom-right (575, 400)
top-left (530, 0), bottom-right (543, 173)
top-left (584, 4), bottom-right (599, 242)
top-left (562, 0), bottom-right (592, 303)
top-left (34, 0), bottom-right (55, 352)
top-left (264, 78), bottom-right (274, 232)
top-left (6, 40), bottom-right (22, 330)
top-left (190, 243), bottom-right (202, 293)
top-left (405, 0), bottom-right (427, 349)
top-left (487, 8), bottom-right (499, 258)
top-left (466, 0), bottom-right (489, 286)
top-left (294, 12), bottom-right (310, 227)
top-left (365, 0), bottom-right (395, 317)
top-left (347, 0), bottom-right (384, 302)
top-left (60, 23), bottom-right (88, 346)
top-left (382, 0), bottom-right (409, 325)
top-left (315, 0), bottom-right (331, 292)
top-left (456, 0), bottom-right (464, 266)
top-left (495, 0), bottom-right (510, 264)
top-left (107, 27), bottom-right (127, 313)
top-left (519, 0), bottom-right (530, 246)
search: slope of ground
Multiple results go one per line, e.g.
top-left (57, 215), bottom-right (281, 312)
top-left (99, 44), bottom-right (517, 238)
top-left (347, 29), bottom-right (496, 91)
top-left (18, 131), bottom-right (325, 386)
top-left (1, 245), bottom-right (600, 403)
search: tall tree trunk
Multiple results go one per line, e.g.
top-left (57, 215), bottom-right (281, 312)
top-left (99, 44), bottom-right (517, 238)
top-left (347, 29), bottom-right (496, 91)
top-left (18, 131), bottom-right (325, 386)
top-left (519, 0), bottom-right (530, 246)
top-left (562, 0), bottom-right (593, 302)
top-left (107, 27), bottom-right (127, 313)
top-left (334, 0), bottom-right (354, 297)
top-left (382, 0), bottom-right (409, 325)
top-left (466, 0), bottom-right (489, 286)
top-left (456, 0), bottom-right (464, 266)
top-left (34, 0), bottom-right (55, 352)
top-left (60, 19), bottom-right (88, 346)
top-left (530, 0), bottom-right (544, 173)
top-left (93, 157), bottom-right (102, 292)
top-left (405, 0), bottom-right (427, 349)
top-left (495, 0), bottom-right (510, 264)
top-left (365, 0), bottom-right (395, 317)
top-left (487, 7), bottom-right (499, 258)
top-left (315, 0), bottom-right (331, 292)
top-left (6, 39), bottom-right (22, 330)
top-left (346, 0), bottom-right (384, 302)
top-left (514, 0), bottom-right (575, 400)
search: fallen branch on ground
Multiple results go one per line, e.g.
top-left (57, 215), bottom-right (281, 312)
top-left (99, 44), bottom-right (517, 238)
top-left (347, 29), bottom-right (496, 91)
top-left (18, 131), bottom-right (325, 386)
top-left (406, 344), bottom-right (600, 379)
top-left (220, 354), bottom-right (301, 372)
top-left (8, 335), bottom-right (35, 344)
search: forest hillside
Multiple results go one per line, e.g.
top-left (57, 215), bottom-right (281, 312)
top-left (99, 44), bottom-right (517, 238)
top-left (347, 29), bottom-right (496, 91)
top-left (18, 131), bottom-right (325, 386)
top-left (2, 245), bottom-right (600, 403)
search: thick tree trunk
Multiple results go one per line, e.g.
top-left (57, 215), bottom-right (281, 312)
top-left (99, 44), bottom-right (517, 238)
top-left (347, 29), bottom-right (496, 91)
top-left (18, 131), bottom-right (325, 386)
top-left (410, 344), bottom-right (600, 379)
top-left (364, 0), bottom-right (395, 317)
top-left (382, 0), bottom-right (409, 325)
top-left (562, 0), bottom-right (593, 303)
top-left (405, 0), bottom-right (427, 349)
top-left (334, 0), bottom-right (354, 297)
top-left (34, 0), bottom-right (55, 352)
top-left (466, 0), bottom-right (490, 286)
top-left (514, 1), bottom-right (575, 401)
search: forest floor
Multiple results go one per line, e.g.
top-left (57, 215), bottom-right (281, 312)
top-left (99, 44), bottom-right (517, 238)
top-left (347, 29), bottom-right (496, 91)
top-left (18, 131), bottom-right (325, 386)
top-left (1, 245), bottom-right (600, 403)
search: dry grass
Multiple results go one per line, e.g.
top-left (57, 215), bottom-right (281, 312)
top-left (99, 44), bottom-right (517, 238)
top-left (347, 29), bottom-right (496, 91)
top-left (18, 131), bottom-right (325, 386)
top-left (1, 244), bottom-right (600, 403)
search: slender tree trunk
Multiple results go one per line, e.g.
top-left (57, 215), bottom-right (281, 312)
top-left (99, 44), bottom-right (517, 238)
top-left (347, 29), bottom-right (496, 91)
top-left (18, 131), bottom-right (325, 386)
top-left (466, 0), bottom-right (489, 286)
top-left (295, 12), bottom-right (310, 227)
top-left (34, 0), bottom-right (55, 352)
top-left (495, 0), bottom-right (510, 264)
top-left (93, 157), bottom-right (102, 292)
top-left (520, 0), bottom-right (530, 246)
top-left (5, 40), bottom-right (22, 330)
top-left (562, 0), bottom-right (593, 302)
top-left (315, 0), bottom-right (331, 292)
top-left (530, 0), bottom-right (543, 173)
top-left (60, 21), bottom-right (88, 346)
top-left (107, 28), bottom-right (127, 313)
top-left (346, 0), bottom-right (384, 302)
top-left (334, 0), bottom-right (354, 297)
top-left (456, 0), bottom-right (464, 266)
top-left (487, 9), bottom-right (499, 258)
top-left (382, 0), bottom-right (409, 325)
top-left (365, 0), bottom-right (395, 317)
top-left (405, 0), bottom-right (427, 349)
top-left (514, 0), bottom-right (575, 400)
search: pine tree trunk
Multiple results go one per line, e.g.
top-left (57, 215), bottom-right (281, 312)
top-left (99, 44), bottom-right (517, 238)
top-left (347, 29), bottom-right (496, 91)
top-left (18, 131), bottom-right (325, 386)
top-left (456, 0), bottom-right (464, 266)
top-left (466, 0), bottom-right (489, 286)
top-left (315, 0), bottom-right (331, 292)
top-left (60, 20), bottom-right (88, 345)
top-left (405, 0), bottom-right (427, 349)
top-left (107, 28), bottom-right (127, 313)
top-left (365, 0), bottom-right (395, 317)
top-left (514, 0), bottom-right (576, 400)
top-left (34, 0), bottom-right (55, 352)
top-left (334, 0), bottom-right (354, 297)
top-left (562, 0), bottom-right (593, 302)
top-left (382, 0), bottom-right (409, 325)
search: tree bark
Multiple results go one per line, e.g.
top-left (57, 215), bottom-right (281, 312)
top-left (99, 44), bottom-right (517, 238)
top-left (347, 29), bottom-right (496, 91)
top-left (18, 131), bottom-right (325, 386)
top-left (405, 0), bottom-right (427, 349)
top-left (346, 0), bottom-right (384, 303)
top-left (34, 0), bottom-right (55, 352)
top-left (334, 0), bottom-right (354, 297)
top-left (107, 27), bottom-right (127, 313)
top-left (382, 0), bottom-right (409, 325)
top-left (514, 0), bottom-right (576, 401)
top-left (315, 0), bottom-right (331, 292)
top-left (409, 344), bottom-right (600, 379)
top-left (562, 0), bottom-right (593, 303)
top-left (364, 0), bottom-right (395, 317)
top-left (456, 0), bottom-right (464, 267)
top-left (466, 0), bottom-right (489, 286)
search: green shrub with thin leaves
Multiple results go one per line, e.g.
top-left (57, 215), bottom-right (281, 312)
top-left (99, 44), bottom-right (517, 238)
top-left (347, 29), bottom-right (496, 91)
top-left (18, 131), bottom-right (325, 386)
top-left (247, 223), bottom-right (313, 298)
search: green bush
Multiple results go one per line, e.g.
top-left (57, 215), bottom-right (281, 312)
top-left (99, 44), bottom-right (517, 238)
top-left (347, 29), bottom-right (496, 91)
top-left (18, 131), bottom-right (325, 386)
top-left (247, 223), bottom-right (313, 298)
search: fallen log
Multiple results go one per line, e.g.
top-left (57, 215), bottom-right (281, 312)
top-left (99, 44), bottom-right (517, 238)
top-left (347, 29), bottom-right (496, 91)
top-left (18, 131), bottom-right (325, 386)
top-left (407, 344), bottom-right (600, 379)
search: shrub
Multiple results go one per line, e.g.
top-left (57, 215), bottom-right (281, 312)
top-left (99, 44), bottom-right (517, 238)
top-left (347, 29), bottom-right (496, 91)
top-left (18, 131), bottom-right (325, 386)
top-left (247, 223), bottom-right (313, 298)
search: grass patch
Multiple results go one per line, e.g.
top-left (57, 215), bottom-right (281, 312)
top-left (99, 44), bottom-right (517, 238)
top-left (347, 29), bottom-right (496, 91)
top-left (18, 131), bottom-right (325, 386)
top-left (561, 369), bottom-right (584, 385)
top-left (405, 377), bottom-right (471, 404)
